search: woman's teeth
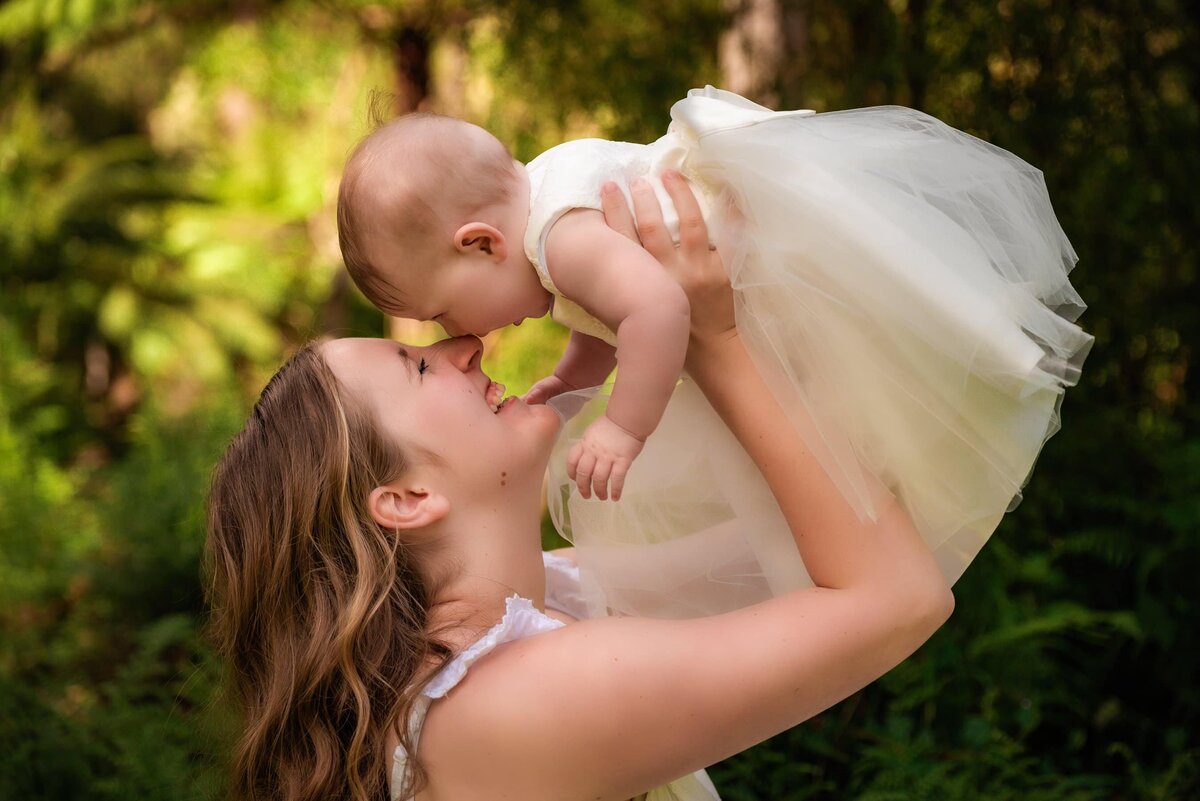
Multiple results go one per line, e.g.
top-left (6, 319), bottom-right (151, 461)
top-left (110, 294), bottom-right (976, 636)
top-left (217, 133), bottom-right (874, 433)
top-left (486, 381), bottom-right (507, 412)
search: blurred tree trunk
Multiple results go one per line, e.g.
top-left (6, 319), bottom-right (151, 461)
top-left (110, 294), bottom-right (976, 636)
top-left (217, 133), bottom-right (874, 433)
top-left (394, 25), bottom-right (430, 116)
top-left (719, 0), bottom-right (784, 105)
top-left (720, 0), bottom-right (815, 108)
top-left (387, 22), bottom-right (443, 344)
top-left (777, 0), bottom-right (811, 106)
top-left (904, 0), bottom-right (927, 110)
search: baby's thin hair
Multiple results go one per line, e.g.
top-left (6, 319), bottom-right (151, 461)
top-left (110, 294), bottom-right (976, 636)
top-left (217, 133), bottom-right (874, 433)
top-left (337, 105), bottom-right (518, 315)
top-left (366, 88), bottom-right (396, 129)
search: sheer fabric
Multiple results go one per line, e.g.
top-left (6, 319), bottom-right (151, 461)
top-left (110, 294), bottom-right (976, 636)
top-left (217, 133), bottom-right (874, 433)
top-left (541, 87), bottom-right (1093, 619)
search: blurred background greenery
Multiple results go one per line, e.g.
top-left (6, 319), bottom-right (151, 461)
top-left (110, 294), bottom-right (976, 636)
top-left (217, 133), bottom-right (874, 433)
top-left (0, 0), bottom-right (1196, 798)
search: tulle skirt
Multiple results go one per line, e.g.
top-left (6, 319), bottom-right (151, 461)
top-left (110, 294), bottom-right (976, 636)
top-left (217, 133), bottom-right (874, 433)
top-left (547, 88), bottom-right (1094, 620)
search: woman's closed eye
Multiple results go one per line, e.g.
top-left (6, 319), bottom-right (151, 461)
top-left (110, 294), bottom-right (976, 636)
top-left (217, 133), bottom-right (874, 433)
top-left (397, 346), bottom-right (428, 379)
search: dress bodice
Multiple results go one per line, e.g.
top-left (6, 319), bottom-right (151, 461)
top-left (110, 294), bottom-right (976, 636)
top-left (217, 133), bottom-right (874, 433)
top-left (522, 135), bottom-right (705, 346)
top-left (521, 86), bottom-right (814, 346)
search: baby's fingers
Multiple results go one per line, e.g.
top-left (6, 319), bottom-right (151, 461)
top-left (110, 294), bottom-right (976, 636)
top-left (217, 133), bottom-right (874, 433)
top-left (590, 457), bottom-right (613, 501)
top-left (567, 441), bottom-right (583, 480)
top-left (609, 462), bottom-right (630, 502)
top-left (573, 449), bottom-right (598, 499)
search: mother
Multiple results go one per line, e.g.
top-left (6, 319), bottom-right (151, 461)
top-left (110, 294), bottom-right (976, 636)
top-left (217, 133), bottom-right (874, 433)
top-left (205, 176), bottom-right (954, 801)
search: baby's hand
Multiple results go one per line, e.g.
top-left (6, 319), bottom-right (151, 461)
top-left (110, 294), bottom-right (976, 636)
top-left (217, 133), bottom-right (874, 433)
top-left (523, 375), bottom-right (575, 406)
top-left (567, 415), bottom-right (645, 501)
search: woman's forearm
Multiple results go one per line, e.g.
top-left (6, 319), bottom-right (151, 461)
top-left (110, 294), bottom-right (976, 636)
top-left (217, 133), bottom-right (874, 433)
top-left (598, 170), bottom-right (949, 604)
top-left (687, 333), bottom-right (949, 601)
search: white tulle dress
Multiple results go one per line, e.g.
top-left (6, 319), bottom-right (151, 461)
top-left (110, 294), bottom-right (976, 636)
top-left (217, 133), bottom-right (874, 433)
top-left (526, 86), bottom-right (1094, 620)
top-left (390, 552), bottom-right (722, 801)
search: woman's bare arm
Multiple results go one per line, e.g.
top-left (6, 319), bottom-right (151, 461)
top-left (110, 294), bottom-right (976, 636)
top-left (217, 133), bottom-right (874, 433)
top-left (418, 175), bottom-right (954, 801)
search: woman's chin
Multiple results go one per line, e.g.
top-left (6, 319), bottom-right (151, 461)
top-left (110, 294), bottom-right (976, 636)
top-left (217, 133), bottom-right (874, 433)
top-left (495, 399), bottom-right (562, 474)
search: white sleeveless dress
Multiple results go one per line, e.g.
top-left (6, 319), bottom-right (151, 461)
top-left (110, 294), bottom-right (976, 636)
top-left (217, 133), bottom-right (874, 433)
top-left (524, 87), bottom-right (1094, 620)
top-left (389, 552), bottom-right (722, 801)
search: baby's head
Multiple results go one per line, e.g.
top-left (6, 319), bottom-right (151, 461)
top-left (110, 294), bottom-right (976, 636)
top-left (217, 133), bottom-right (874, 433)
top-left (337, 113), bottom-right (551, 337)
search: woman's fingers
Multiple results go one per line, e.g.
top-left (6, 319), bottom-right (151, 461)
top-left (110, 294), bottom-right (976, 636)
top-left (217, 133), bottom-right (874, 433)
top-left (629, 178), bottom-right (676, 261)
top-left (654, 171), bottom-right (737, 348)
top-left (597, 170), bottom-right (736, 347)
top-left (600, 182), bottom-right (639, 243)
top-left (662, 169), bottom-right (709, 256)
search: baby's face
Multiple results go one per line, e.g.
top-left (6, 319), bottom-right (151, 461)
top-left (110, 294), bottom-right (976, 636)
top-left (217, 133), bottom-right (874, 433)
top-left (387, 256), bottom-right (552, 338)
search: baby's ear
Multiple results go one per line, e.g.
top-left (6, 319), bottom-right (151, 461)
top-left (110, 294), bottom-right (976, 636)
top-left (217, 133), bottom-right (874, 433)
top-left (453, 222), bottom-right (507, 262)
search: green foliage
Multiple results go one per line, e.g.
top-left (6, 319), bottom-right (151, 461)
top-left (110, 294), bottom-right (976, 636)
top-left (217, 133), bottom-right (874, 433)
top-left (88, 402), bottom-right (242, 627)
top-left (482, 0), bottom-right (726, 148)
top-left (0, 0), bottom-right (1196, 799)
top-left (0, 676), bottom-right (98, 801)
top-left (0, 400), bottom-right (238, 799)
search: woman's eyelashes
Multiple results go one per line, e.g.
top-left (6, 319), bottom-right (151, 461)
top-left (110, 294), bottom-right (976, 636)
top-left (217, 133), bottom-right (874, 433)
top-left (396, 346), bottom-right (428, 378)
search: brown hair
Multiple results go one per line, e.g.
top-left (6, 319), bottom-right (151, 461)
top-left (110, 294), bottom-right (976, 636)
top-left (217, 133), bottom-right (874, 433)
top-left (336, 111), bottom-right (518, 315)
top-left (205, 341), bottom-right (451, 801)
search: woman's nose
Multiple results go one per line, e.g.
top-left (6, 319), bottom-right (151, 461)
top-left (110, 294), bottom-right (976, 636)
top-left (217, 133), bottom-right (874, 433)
top-left (436, 335), bottom-right (483, 373)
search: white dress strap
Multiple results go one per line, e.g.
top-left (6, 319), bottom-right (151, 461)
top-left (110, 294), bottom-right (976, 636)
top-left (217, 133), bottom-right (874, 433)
top-left (422, 595), bottom-right (566, 698)
top-left (390, 590), bottom-right (566, 800)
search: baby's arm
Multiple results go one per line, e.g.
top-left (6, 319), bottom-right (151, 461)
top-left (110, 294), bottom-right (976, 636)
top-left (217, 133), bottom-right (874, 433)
top-left (524, 331), bottom-right (616, 406)
top-left (544, 201), bottom-right (690, 501)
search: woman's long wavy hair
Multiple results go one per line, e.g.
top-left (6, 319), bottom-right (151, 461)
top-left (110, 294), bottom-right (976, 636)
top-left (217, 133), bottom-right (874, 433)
top-left (205, 341), bottom-right (452, 801)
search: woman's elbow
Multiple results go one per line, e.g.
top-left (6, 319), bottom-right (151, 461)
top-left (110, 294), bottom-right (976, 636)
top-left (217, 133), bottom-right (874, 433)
top-left (909, 580), bottom-right (955, 640)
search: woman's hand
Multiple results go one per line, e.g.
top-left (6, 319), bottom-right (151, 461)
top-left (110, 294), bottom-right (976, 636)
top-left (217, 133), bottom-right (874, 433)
top-left (599, 173), bottom-right (736, 356)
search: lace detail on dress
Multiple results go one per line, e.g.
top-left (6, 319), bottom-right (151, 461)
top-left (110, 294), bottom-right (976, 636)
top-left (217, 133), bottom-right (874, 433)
top-left (391, 590), bottom-right (566, 800)
top-left (389, 553), bottom-right (720, 800)
top-left (423, 594), bottom-right (565, 698)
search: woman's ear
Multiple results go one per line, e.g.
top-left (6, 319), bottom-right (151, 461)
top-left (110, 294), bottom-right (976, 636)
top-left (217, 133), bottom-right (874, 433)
top-left (452, 222), bottom-right (507, 263)
top-left (368, 481), bottom-right (450, 531)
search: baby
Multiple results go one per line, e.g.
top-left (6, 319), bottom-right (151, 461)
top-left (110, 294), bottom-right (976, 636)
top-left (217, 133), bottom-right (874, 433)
top-left (337, 113), bottom-right (693, 502)
top-left (337, 87), bottom-right (1094, 621)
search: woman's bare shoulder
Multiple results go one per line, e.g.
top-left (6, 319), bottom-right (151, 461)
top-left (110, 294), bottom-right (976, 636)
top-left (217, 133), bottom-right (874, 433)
top-left (414, 587), bottom-right (946, 801)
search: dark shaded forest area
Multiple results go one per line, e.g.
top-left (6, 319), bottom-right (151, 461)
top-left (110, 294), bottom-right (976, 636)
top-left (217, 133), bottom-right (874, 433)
top-left (1, 1), bottom-right (1197, 798)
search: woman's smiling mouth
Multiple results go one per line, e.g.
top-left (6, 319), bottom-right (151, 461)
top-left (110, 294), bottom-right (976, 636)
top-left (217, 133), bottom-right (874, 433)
top-left (486, 380), bottom-right (515, 413)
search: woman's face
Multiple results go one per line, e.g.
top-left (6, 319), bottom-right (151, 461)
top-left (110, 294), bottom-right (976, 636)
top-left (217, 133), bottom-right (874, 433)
top-left (322, 336), bottom-right (560, 495)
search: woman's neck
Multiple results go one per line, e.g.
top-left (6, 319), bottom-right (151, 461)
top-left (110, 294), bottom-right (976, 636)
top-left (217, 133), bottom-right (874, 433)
top-left (422, 514), bottom-right (547, 650)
